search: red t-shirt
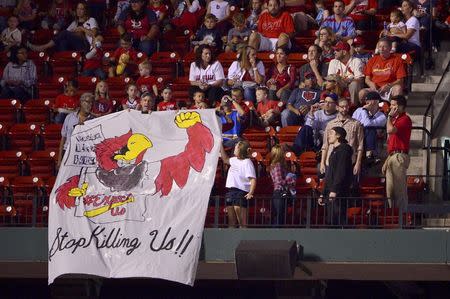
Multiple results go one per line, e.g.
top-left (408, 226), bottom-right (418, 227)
top-left (157, 101), bottom-right (177, 111)
top-left (112, 47), bottom-right (138, 62)
top-left (257, 100), bottom-right (280, 116)
top-left (364, 54), bottom-right (406, 88)
top-left (257, 11), bottom-right (295, 38)
top-left (343, 0), bottom-right (377, 22)
top-left (268, 64), bottom-right (296, 90)
top-left (387, 113), bottom-right (412, 153)
top-left (84, 48), bottom-right (104, 70)
top-left (93, 97), bottom-right (113, 115)
top-left (136, 76), bottom-right (157, 94)
top-left (55, 94), bottom-right (80, 109)
top-left (123, 9), bottom-right (156, 39)
top-left (149, 4), bottom-right (168, 19)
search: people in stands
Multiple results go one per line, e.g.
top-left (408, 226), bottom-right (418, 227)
top-left (394, 0), bottom-right (421, 55)
top-left (114, 0), bottom-right (131, 25)
top-left (292, 93), bottom-right (338, 155)
top-left (58, 92), bottom-right (95, 167)
top-left (138, 91), bottom-right (155, 113)
top-left (117, 0), bottom-right (159, 56)
top-left (27, 2), bottom-right (98, 53)
top-left (1, 16), bottom-right (21, 51)
top-left (290, 0), bottom-right (330, 32)
top-left (230, 87), bottom-right (253, 118)
top-left (251, 86), bottom-right (280, 127)
top-left (322, 74), bottom-right (345, 99)
top-left (352, 36), bottom-right (372, 66)
top-left (382, 95), bottom-right (411, 210)
top-left (298, 45), bottom-right (328, 87)
top-left (379, 9), bottom-right (406, 53)
top-left (318, 126), bottom-right (353, 225)
top-left (157, 86), bottom-right (177, 111)
top-left (0, 46), bottom-right (37, 103)
top-left (281, 73), bottom-right (321, 127)
top-left (108, 33), bottom-right (139, 78)
top-left (412, 0), bottom-right (435, 50)
top-left (189, 90), bottom-right (207, 109)
top-left (207, 0), bottom-right (230, 33)
top-left (315, 26), bottom-right (336, 50)
top-left (148, 0), bottom-right (168, 25)
top-left (321, 98), bottom-right (364, 178)
top-left (190, 13), bottom-right (222, 52)
top-left (41, 0), bottom-right (71, 31)
top-left (246, 0), bottom-right (263, 30)
top-left (248, 0), bottom-right (294, 52)
top-left (225, 13), bottom-right (251, 53)
top-left (169, 0), bottom-right (201, 32)
top-left (220, 140), bottom-right (257, 228)
top-left (14, 0), bottom-right (38, 31)
top-left (136, 60), bottom-right (158, 97)
top-left (188, 44), bottom-right (225, 107)
top-left (121, 83), bottom-right (140, 110)
top-left (327, 41), bottom-right (364, 105)
top-left (266, 46), bottom-right (296, 102)
top-left (92, 80), bottom-right (113, 117)
top-left (319, 0), bottom-right (356, 42)
top-left (352, 91), bottom-right (387, 163)
top-left (54, 79), bottom-right (79, 124)
top-left (226, 46), bottom-right (265, 103)
top-left (359, 38), bottom-right (406, 102)
top-left (217, 94), bottom-right (246, 148)
top-left (81, 34), bottom-right (107, 80)
top-left (343, 0), bottom-right (377, 30)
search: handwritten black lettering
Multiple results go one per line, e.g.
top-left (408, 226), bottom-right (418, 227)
top-left (75, 133), bottom-right (102, 142)
top-left (149, 227), bottom-right (194, 258)
top-left (73, 155), bottom-right (96, 165)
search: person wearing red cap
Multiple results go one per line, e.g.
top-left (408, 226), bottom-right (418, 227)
top-left (352, 36), bottom-right (372, 65)
top-left (327, 41), bottom-right (364, 105)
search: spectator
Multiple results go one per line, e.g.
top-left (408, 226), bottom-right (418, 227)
top-left (319, 0), bottom-right (356, 42)
top-left (27, 2), bottom-right (98, 53)
top-left (1, 16), bottom-right (21, 52)
top-left (393, 0), bottom-right (421, 55)
top-left (266, 46), bottom-right (296, 101)
top-left (148, 0), bottom-right (168, 25)
top-left (382, 95), bottom-right (411, 210)
top-left (217, 94), bottom-right (246, 148)
top-left (189, 90), bottom-right (207, 109)
top-left (14, 0), bottom-right (38, 31)
top-left (226, 46), bottom-right (265, 103)
top-left (292, 93), bottom-right (338, 154)
top-left (352, 36), bottom-right (372, 66)
top-left (225, 13), bottom-right (251, 53)
top-left (252, 86), bottom-right (280, 127)
top-left (321, 98), bottom-right (364, 178)
top-left (57, 93), bottom-right (95, 167)
top-left (54, 79), bottom-right (79, 124)
top-left (157, 86), bottom-right (178, 111)
top-left (413, 0), bottom-right (436, 51)
top-left (138, 91), bottom-right (155, 112)
top-left (92, 80), bottom-right (113, 117)
top-left (246, 0), bottom-right (263, 30)
top-left (281, 73), bottom-right (321, 127)
top-left (117, 0), bottom-right (159, 56)
top-left (41, 0), bottom-right (71, 31)
top-left (220, 141), bottom-right (257, 228)
top-left (318, 126), bottom-right (353, 225)
top-left (315, 26), bottom-right (336, 49)
top-left (136, 60), bottom-right (158, 97)
top-left (343, 0), bottom-right (377, 30)
top-left (207, 0), bottom-right (230, 25)
top-left (298, 44), bottom-right (328, 87)
top-left (188, 44), bottom-right (225, 107)
top-left (230, 87), bottom-right (253, 118)
top-left (114, 1), bottom-right (131, 25)
top-left (248, 0), bottom-right (294, 51)
top-left (379, 9), bottom-right (407, 53)
top-left (81, 34), bottom-right (107, 80)
top-left (0, 46), bottom-right (37, 103)
top-left (108, 33), bottom-right (139, 78)
top-left (359, 38), bottom-right (406, 102)
top-left (327, 41), bottom-right (364, 105)
top-left (352, 91), bottom-right (387, 162)
top-left (169, 0), bottom-right (201, 32)
top-left (121, 83), bottom-right (140, 110)
top-left (190, 13), bottom-right (222, 52)
top-left (322, 74), bottom-right (345, 98)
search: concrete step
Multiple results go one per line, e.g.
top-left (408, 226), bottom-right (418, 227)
top-left (411, 83), bottom-right (438, 93)
top-left (423, 218), bottom-right (450, 227)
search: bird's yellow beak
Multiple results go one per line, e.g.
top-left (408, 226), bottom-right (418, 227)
top-left (114, 133), bottom-right (152, 162)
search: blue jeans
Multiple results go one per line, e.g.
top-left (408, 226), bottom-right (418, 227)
top-left (292, 125), bottom-right (314, 155)
top-left (281, 109), bottom-right (304, 127)
top-left (364, 127), bottom-right (378, 152)
top-left (54, 112), bottom-right (68, 124)
top-left (0, 85), bottom-right (32, 103)
top-left (132, 39), bottom-right (157, 57)
top-left (81, 68), bottom-right (107, 80)
top-left (272, 190), bottom-right (286, 225)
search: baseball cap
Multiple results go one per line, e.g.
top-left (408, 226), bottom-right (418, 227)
top-left (333, 41), bottom-right (351, 52)
top-left (365, 91), bottom-right (381, 101)
top-left (353, 36), bottom-right (365, 46)
top-left (324, 93), bottom-right (339, 102)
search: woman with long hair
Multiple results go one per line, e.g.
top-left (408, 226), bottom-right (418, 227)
top-left (269, 145), bottom-right (288, 225)
top-left (266, 46), bottom-right (296, 102)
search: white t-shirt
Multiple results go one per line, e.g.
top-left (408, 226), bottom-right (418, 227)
top-left (209, 0), bottom-right (229, 22)
top-left (225, 157), bottom-right (256, 192)
top-left (405, 16), bottom-right (420, 47)
top-left (66, 17), bottom-right (98, 45)
top-left (1, 27), bottom-right (21, 47)
top-left (227, 60), bottom-right (265, 81)
top-left (189, 60), bottom-right (225, 84)
top-left (327, 57), bottom-right (364, 80)
top-left (387, 21), bottom-right (406, 31)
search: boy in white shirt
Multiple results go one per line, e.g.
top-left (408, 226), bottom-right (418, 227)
top-left (1, 16), bottom-right (21, 51)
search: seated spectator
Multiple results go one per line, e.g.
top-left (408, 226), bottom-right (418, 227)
top-left (351, 91), bottom-right (387, 162)
top-left (148, 0), bottom-right (169, 25)
top-left (157, 86), bottom-right (178, 111)
top-left (139, 92), bottom-right (155, 113)
top-left (114, 1), bottom-right (131, 25)
top-left (117, 0), bottom-right (159, 56)
top-left (27, 2), bottom-right (98, 53)
top-left (189, 90), bottom-right (207, 109)
top-left (81, 34), bottom-right (107, 80)
top-left (248, 0), bottom-right (294, 51)
top-left (246, 0), bottom-right (263, 30)
top-left (379, 9), bottom-right (406, 53)
top-left (319, 0), bottom-right (356, 42)
top-left (92, 80), bottom-right (113, 117)
top-left (322, 74), bottom-right (345, 99)
top-left (327, 41), bottom-right (364, 105)
top-left (230, 87), bottom-right (253, 113)
top-left (298, 45), bottom-right (328, 87)
top-left (1, 16), bottom-right (21, 51)
top-left (251, 86), bottom-right (280, 127)
top-left (315, 26), bottom-right (336, 47)
top-left (41, 0), bottom-right (71, 31)
top-left (169, 0), bottom-right (201, 32)
top-left (188, 44), bottom-right (225, 107)
top-left (281, 74), bottom-right (321, 127)
top-left (359, 38), bottom-right (406, 102)
top-left (136, 60), bottom-right (158, 97)
top-left (190, 14), bottom-right (223, 52)
top-left (292, 93), bottom-right (338, 154)
top-left (0, 46), bottom-right (37, 103)
top-left (393, 0), bottom-right (421, 55)
top-left (352, 36), bottom-right (372, 66)
top-left (217, 95), bottom-right (246, 148)
top-left (54, 80), bottom-right (79, 124)
top-left (207, 0), bottom-right (230, 34)
top-left (108, 33), bottom-right (139, 78)
top-left (225, 13), bottom-right (251, 53)
top-left (121, 83), bottom-right (140, 110)
top-left (14, 0), bottom-right (38, 31)
top-left (266, 47), bottom-right (296, 102)
top-left (343, 0), bottom-right (377, 30)
top-left (226, 46), bottom-right (265, 103)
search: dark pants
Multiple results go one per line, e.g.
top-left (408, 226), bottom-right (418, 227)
top-left (81, 68), bottom-right (107, 80)
top-left (189, 85), bottom-right (224, 107)
top-left (292, 125), bottom-right (315, 155)
top-left (132, 38), bottom-right (157, 57)
top-left (272, 190), bottom-right (286, 226)
top-left (54, 30), bottom-right (90, 52)
top-left (324, 192), bottom-right (349, 226)
top-left (0, 85), bottom-right (32, 103)
top-left (397, 42), bottom-right (421, 58)
top-left (364, 127), bottom-right (377, 152)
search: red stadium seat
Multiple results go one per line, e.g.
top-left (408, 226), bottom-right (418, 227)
top-left (7, 123), bottom-right (40, 153)
top-left (0, 150), bottom-right (26, 178)
top-left (38, 76), bottom-right (65, 99)
top-left (276, 126), bottom-right (301, 147)
top-left (22, 99), bottom-right (54, 124)
top-left (77, 76), bottom-right (99, 93)
top-left (9, 176), bottom-right (45, 225)
top-left (0, 99), bottom-right (20, 125)
top-left (26, 150), bottom-right (57, 178)
top-left (40, 123), bottom-right (62, 152)
top-left (150, 51), bottom-right (180, 81)
top-left (242, 127), bottom-right (272, 156)
top-left (49, 51), bottom-right (81, 78)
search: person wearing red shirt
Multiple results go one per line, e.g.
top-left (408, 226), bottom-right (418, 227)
top-left (157, 87), bottom-right (178, 111)
top-left (92, 81), bottom-right (113, 117)
top-left (359, 38), bottom-right (406, 102)
top-left (189, 90), bottom-right (208, 109)
top-left (136, 60), bottom-right (159, 97)
top-left (148, 0), bottom-right (168, 24)
top-left (343, 0), bottom-right (377, 30)
top-left (252, 86), bottom-right (280, 127)
top-left (382, 95), bottom-right (411, 211)
top-left (108, 33), bottom-right (139, 78)
top-left (248, 0), bottom-right (294, 51)
top-left (54, 80), bottom-right (80, 124)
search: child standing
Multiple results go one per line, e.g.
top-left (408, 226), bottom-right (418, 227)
top-left (220, 140), bottom-right (257, 228)
top-left (82, 34), bottom-right (107, 80)
top-left (157, 86), bottom-right (178, 111)
top-left (1, 16), bottom-right (21, 51)
top-left (108, 33), bottom-right (138, 77)
top-left (381, 10), bottom-right (407, 53)
top-left (54, 80), bottom-right (80, 124)
top-left (121, 83), bottom-right (140, 110)
top-left (225, 13), bottom-right (251, 53)
top-left (136, 60), bottom-right (159, 97)
top-left (92, 80), bottom-right (113, 117)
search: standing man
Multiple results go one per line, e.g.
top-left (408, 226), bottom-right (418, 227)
top-left (382, 95), bottom-right (412, 210)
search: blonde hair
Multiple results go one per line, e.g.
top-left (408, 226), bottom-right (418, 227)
top-left (269, 145), bottom-right (286, 170)
top-left (94, 80), bottom-right (109, 101)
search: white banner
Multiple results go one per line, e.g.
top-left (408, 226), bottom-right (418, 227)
top-left (48, 110), bottom-right (221, 285)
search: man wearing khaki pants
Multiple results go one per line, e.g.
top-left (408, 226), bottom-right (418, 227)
top-left (383, 95), bottom-right (412, 210)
